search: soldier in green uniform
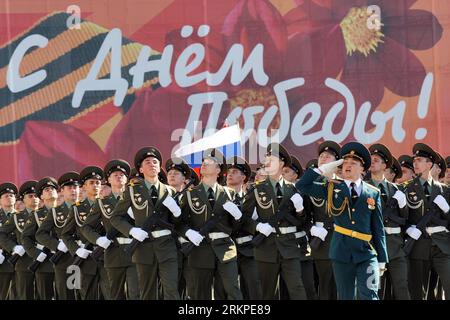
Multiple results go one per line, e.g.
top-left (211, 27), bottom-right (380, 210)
top-left (397, 155), bottom-right (415, 185)
top-left (366, 144), bottom-right (410, 300)
top-left (0, 183), bottom-right (17, 300)
top-left (165, 157), bottom-right (192, 299)
top-left (178, 149), bottom-right (243, 300)
top-left (214, 156), bottom-right (262, 300)
top-left (61, 166), bottom-right (109, 300)
top-left (22, 177), bottom-right (58, 300)
top-left (306, 141), bottom-right (341, 300)
top-left (405, 143), bottom-right (450, 300)
top-left (242, 143), bottom-right (307, 300)
top-left (281, 155), bottom-right (317, 300)
top-left (82, 159), bottom-right (140, 300)
top-left (297, 141), bottom-right (388, 300)
top-left (427, 152), bottom-right (446, 300)
top-left (110, 147), bottom-right (181, 300)
top-left (36, 172), bottom-right (79, 300)
top-left (444, 157), bottom-right (450, 185)
top-left (384, 158), bottom-right (402, 184)
top-left (431, 153), bottom-right (446, 183)
top-left (0, 181), bottom-right (38, 299)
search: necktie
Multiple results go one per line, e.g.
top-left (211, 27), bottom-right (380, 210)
top-left (379, 183), bottom-right (387, 204)
top-left (276, 182), bottom-right (283, 205)
top-left (150, 185), bottom-right (158, 205)
top-left (350, 182), bottom-right (359, 204)
top-left (423, 181), bottom-right (430, 201)
top-left (234, 194), bottom-right (242, 210)
top-left (208, 187), bottom-right (215, 208)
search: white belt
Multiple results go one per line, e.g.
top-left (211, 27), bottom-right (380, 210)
top-left (235, 235), bottom-right (253, 244)
top-left (208, 232), bottom-right (229, 240)
top-left (35, 244), bottom-right (45, 250)
top-left (151, 229), bottom-right (171, 238)
top-left (116, 237), bottom-right (132, 245)
top-left (76, 240), bottom-right (86, 248)
top-left (294, 231), bottom-right (306, 239)
top-left (178, 237), bottom-right (189, 244)
top-left (426, 226), bottom-right (449, 235)
top-left (384, 227), bottom-right (401, 235)
top-left (278, 226), bottom-right (297, 234)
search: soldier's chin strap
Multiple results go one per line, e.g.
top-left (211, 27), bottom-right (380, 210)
top-left (326, 181), bottom-right (349, 218)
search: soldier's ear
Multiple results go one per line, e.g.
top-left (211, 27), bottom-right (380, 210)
top-left (139, 167), bottom-right (144, 174)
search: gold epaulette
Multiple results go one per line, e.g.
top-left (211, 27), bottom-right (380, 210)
top-left (128, 177), bottom-right (144, 187)
top-left (402, 179), bottom-right (413, 185)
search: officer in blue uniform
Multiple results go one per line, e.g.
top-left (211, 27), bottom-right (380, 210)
top-left (296, 141), bottom-right (388, 300)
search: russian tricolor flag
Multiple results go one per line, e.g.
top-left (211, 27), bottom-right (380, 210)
top-left (174, 124), bottom-right (242, 170)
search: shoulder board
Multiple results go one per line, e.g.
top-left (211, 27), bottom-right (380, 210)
top-left (75, 201), bottom-right (81, 206)
top-left (434, 180), bottom-right (443, 187)
top-left (167, 185), bottom-right (176, 195)
top-left (366, 183), bottom-right (380, 192)
top-left (330, 179), bottom-right (344, 184)
top-left (404, 179), bottom-right (413, 184)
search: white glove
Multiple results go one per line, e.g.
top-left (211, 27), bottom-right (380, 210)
top-left (223, 201), bottom-right (242, 220)
top-left (433, 195), bottom-right (450, 213)
top-left (57, 240), bottom-right (68, 253)
top-left (96, 236), bottom-right (112, 249)
top-left (406, 226), bottom-right (422, 240)
top-left (378, 262), bottom-right (387, 276)
top-left (310, 225), bottom-right (328, 241)
top-left (129, 227), bottom-right (149, 242)
top-left (75, 248), bottom-right (91, 259)
top-left (392, 190), bottom-right (407, 209)
top-left (127, 207), bottom-right (135, 220)
top-left (251, 208), bottom-right (258, 221)
top-left (12, 245), bottom-right (25, 256)
top-left (256, 222), bottom-right (274, 237)
top-left (162, 196), bottom-right (181, 217)
top-left (318, 159), bottom-right (344, 175)
top-left (36, 252), bottom-right (47, 262)
top-left (185, 229), bottom-right (204, 246)
top-left (290, 193), bottom-right (304, 212)
top-left (0, 252), bottom-right (4, 265)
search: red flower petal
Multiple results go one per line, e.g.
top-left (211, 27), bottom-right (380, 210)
top-left (284, 24), bottom-right (345, 85)
top-left (222, 0), bottom-right (288, 79)
top-left (17, 121), bottom-right (107, 182)
top-left (130, 0), bottom-right (240, 51)
top-left (376, 36), bottom-right (426, 98)
top-left (374, 0), bottom-right (419, 17)
top-left (384, 9), bottom-right (443, 50)
top-left (340, 54), bottom-right (385, 108)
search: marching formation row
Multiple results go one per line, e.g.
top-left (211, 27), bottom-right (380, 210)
top-left (0, 140), bottom-right (448, 300)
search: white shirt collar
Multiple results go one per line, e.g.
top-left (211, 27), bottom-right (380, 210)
top-left (344, 178), bottom-right (362, 190)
